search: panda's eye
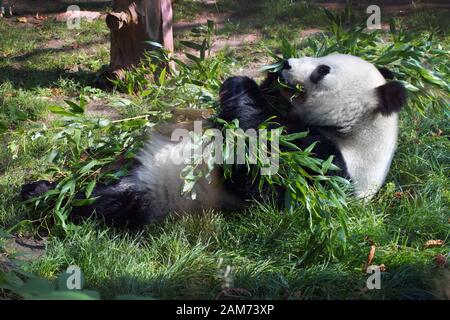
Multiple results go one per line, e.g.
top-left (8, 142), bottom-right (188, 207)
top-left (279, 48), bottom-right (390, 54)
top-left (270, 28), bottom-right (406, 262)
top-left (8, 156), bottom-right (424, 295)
top-left (310, 64), bottom-right (331, 84)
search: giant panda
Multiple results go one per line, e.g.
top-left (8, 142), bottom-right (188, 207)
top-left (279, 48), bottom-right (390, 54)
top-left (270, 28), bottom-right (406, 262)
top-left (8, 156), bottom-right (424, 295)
top-left (21, 53), bottom-right (407, 227)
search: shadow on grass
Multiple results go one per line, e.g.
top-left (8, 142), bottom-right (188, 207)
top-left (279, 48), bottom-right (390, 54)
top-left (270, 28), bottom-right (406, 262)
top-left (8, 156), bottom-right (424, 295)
top-left (0, 37), bottom-right (109, 90)
top-left (12, 0), bottom-right (112, 15)
top-left (87, 263), bottom-right (438, 300)
top-left (9, 38), bottom-right (107, 63)
top-left (0, 65), bottom-right (99, 90)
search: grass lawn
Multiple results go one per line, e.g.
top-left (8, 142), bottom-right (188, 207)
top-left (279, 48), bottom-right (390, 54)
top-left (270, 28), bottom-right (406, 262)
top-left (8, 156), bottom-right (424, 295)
top-left (0, 1), bottom-right (449, 299)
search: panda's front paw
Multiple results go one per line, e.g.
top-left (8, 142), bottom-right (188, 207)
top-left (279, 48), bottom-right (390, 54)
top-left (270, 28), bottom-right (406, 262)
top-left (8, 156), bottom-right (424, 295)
top-left (20, 180), bottom-right (55, 200)
top-left (218, 76), bottom-right (268, 130)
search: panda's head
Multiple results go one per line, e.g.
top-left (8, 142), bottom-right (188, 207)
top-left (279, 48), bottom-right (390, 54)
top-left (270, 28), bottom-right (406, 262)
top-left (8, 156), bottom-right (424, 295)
top-left (280, 53), bottom-right (407, 133)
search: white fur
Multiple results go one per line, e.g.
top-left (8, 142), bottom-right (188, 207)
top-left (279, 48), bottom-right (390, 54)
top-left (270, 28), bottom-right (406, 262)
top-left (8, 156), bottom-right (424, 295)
top-left (282, 54), bottom-right (399, 198)
top-left (336, 113), bottom-right (398, 198)
top-left (134, 54), bottom-right (400, 206)
top-left (134, 132), bottom-right (242, 213)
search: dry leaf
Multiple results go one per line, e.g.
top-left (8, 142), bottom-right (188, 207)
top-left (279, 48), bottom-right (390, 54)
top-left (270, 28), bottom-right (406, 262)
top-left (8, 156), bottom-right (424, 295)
top-left (394, 189), bottom-right (413, 199)
top-left (435, 254), bottom-right (447, 268)
top-left (17, 17), bottom-right (28, 23)
top-left (50, 88), bottom-right (64, 96)
top-left (364, 244), bottom-right (376, 272)
top-left (394, 191), bottom-right (404, 198)
top-left (431, 129), bottom-right (443, 137)
top-left (424, 239), bottom-right (444, 249)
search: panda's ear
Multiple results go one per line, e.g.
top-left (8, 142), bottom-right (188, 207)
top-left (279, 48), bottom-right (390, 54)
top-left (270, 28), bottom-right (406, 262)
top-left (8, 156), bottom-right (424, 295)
top-left (377, 67), bottom-right (395, 80)
top-left (376, 81), bottom-right (407, 116)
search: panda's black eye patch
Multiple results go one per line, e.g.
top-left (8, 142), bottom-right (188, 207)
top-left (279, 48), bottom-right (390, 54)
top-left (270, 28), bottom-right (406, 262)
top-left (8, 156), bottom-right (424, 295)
top-left (310, 64), bottom-right (331, 84)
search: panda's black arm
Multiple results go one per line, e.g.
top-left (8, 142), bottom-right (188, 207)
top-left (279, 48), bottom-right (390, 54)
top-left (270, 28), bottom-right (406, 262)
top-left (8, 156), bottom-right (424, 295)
top-left (218, 76), bottom-right (272, 130)
top-left (21, 177), bottom-right (147, 228)
top-left (217, 76), bottom-right (286, 205)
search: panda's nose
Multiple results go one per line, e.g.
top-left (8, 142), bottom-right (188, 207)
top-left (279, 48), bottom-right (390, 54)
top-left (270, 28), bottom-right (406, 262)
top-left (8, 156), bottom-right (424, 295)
top-left (282, 60), bottom-right (292, 70)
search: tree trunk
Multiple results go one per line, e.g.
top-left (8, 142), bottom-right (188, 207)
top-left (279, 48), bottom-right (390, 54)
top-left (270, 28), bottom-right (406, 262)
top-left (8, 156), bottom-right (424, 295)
top-left (104, 0), bottom-right (173, 82)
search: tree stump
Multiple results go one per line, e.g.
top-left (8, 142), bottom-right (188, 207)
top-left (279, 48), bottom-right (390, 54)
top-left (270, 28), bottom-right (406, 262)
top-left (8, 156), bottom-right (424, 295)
top-left (100, 0), bottom-right (173, 86)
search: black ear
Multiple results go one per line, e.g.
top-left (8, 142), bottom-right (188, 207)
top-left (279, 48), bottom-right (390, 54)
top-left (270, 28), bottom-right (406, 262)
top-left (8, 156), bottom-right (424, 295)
top-left (310, 64), bottom-right (331, 84)
top-left (376, 81), bottom-right (407, 116)
top-left (377, 67), bottom-right (395, 80)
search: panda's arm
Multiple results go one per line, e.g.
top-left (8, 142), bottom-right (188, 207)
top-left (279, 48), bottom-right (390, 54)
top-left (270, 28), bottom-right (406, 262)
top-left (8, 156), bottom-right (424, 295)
top-left (218, 76), bottom-right (270, 130)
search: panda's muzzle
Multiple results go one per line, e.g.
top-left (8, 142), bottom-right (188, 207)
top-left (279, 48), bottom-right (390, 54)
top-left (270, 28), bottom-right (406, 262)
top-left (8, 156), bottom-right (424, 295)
top-left (277, 61), bottom-right (303, 89)
top-left (276, 69), bottom-right (306, 103)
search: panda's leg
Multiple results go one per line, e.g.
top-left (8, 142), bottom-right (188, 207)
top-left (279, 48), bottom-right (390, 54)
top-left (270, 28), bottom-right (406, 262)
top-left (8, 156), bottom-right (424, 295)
top-left (21, 180), bottom-right (56, 200)
top-left (21, 177), bottom-right (146, 227)
top-left (70, 176), bottom-right (148, 227)
top-left (218, 76), bottom-right (269, 130)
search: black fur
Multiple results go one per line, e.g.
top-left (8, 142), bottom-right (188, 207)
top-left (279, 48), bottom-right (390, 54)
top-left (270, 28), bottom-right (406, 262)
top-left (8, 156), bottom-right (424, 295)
top-left (218, 76), bottom-right (347, 204)
top-left (20, 178), bottom-right (147, 228)
top-left (218, 76), bottom-right (272, 130)
top-left (310, 64), bottom-right (331, 84)
top-left (377, 67), bottom-right (395, 80)
top-left (70, 178), bottom-right (149, 227)
top-left (282, 60), bottom-right (292, 70)
top-left (21, 74), bottom-right (348, 228)
top-left (21, 180), bottom-right (55, 200)
top-left (377, 81), bottom-right (407, 116)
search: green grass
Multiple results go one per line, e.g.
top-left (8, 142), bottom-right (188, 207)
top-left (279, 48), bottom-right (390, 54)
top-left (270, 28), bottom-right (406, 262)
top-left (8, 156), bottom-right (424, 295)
top-left (1, 2), bottom-right (449, 300)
